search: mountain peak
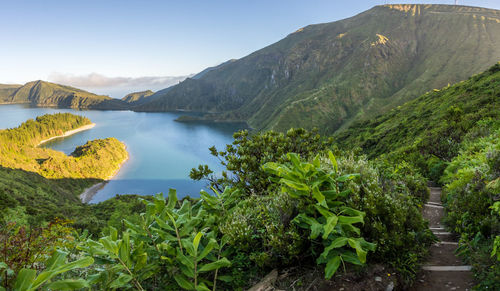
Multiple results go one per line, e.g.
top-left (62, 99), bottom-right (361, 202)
top-left (133, 5), bottom-right (500, 133)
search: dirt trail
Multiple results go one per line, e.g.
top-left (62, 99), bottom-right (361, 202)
top-left (411, 187), bottom-right (475, 291)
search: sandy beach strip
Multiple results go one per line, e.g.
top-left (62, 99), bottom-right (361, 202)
top-left (37, 123), bottom-right (96, 146)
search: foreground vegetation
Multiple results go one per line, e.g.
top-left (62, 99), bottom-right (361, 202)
top-left (0, 130), bottom-right (433, 290)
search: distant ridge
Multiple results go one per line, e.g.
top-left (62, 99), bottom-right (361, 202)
top-left (122, 90), bottom-right (154, 105)
top-left (135, 4), bottom-right (500, 133)
top-left (0, 80), bottom-right (128, 110)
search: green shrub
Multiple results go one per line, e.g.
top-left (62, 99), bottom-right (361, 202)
top-left (335, 153), bottom-right (434, 286)
top-left (441, 129), bottom-right (500, 290)
top-left (190, 128), bottom-right (333, 194)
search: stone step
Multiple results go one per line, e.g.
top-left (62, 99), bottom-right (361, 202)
top-left (422, 266), bottom-right (472, 271)
top-left (429, 227), bottom-right (445, 231)
top-left (438, 241), bottom-right (458, 245)
top-left (426, 201), bottom-right (443, 207)
top-left (433, 232), bottom-right (457, 241)
top-left (427, 243), bottom-right (463, 266)
top-left (425, 203), bottom-right (444, 209)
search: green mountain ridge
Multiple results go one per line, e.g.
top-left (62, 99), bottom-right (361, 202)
top-left (122, 90), bottom-right (154, 105)
top-left (135, 4), bottom-right (500, 133)
top-left (0, 80), bottom-right (129, 110)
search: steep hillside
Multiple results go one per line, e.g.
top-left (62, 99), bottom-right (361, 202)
top-left (122, 90), bottom-right (154, 105)
top-left (1, 80), bottom-right (129, 109)
top-left (334, 62), bottom-right (500, 179)
top-left (136, 4), bottom-right (500, 133)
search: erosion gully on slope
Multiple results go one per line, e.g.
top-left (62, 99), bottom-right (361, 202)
top-left (411, 187), bottom-right (474, 291)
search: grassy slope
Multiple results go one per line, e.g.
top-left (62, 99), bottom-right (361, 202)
top-left (2, 80), bottom-right (129, 110)
top-left (136, 4), bottom-right (500, 134)
top-left (334, 63), bottom-right (500, 159)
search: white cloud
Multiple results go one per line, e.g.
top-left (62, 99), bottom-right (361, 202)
top-left (48, 72), bottom-right (190, 89)
top-left (47, 72), bottom-right (192, 98)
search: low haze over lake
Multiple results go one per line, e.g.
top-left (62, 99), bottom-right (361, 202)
top-left (0, 104), bottom-right (245, 202)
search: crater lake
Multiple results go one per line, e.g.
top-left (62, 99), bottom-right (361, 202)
top-left (0, 104), bottom-right (245, 203)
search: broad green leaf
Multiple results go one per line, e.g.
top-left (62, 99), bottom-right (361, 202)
top-left (100, 237), bottom-right (119, 256)
top-left (310, 222), bottom-right (323, 239)
top-left (348, 238), bottom-right (368, 263)
top-left (135, 253), bottom-right (148, 271)
top-left (217, 275), bottom-right (233, 282)
top-left (44, 250), bottom-right (67, 271)
top-left (340, 207), bottom-right (365, 217)
top-left (322, 215), bottom-right (339, 239)
top-left (261, 162), bottom-right (281, 175)
top-left (287, 153), bottom-right (304, 172)
top-left (46, 279), bottom-right (89, 290)
top-left (198, 239), bottom-right (216, 262)
top-left (174, 274), bottom-right (195, 290)
top-left (123, 219), bottom-right (143, 233)
top-left (119, 232), bottom-right (131, 267)
top-left (193, 232), bottom-right (203, 255)
top-left (196, 282), bottom-right (211, 291)
top-left (338, 215), bottom-right (364, 225)
top-left (14, 269), bottom-right (36, 291)
top-left (336, 174), bottom-right (360, 182)
top-left (31, 257), bottom-right (94, 290)
top-left (198, 257), bottom-right (231, 272)
top-left (281, 178), bottom-right (309, 192)
top-left (154, 216), bottom-right (174, 231)
top-left (328, 151), bottom-right (338, 173)
top-left (167, 188), bottom-right (178, 209)
top-left (342, 223), bottom-right (361, 236)
top-left (312, 186), bottom-right (326, 206)
top-left (321, 237), bottom-right (348, 260)
top-left (338, 189), bottom-right (351, 198)
top-left (109, 273), bottom-right (133, 289)
top-left (313, 154), bottom-right (320, 168)
top-left (324, 255), bottom-right (341, 279)
top-left (314, 204), bottom-right (333, 218)
top-left (177, 252), bottom-right (195, 269)
top-left (109, 226), bottom-right (118, 241)
top-left (340, 250), bottom-right (363, 265)
top-left (200, 191), bottom-right (218, 207)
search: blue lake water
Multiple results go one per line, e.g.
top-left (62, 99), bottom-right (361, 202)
top-left (0, 104), bottom-right (244, 203)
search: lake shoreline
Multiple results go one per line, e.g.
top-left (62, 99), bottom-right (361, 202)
top-left (80, 144), bottom-right (129, 204)
top-left (37, 123), bottom-right (96, 146)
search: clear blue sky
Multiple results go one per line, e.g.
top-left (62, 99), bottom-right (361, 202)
top-left (1, 0), bottom-right (499, 84)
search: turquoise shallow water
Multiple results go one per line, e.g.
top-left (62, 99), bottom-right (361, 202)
top-left (0, 104), bottom-right (244, 203)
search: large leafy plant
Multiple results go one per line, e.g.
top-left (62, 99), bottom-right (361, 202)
top-left (263, 152), bottom-right (376, 278)
top-left (79, 189), bottom-right (232, 290)
top-left (0, 250), bottom-right (93, 291)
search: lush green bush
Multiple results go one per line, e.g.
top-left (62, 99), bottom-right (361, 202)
top-left (190, 128), bottom-right (333, 194)
top-left (334, 154), bottom-right (433, 285)
top-left (441, 129), bottom-right (500, 290)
